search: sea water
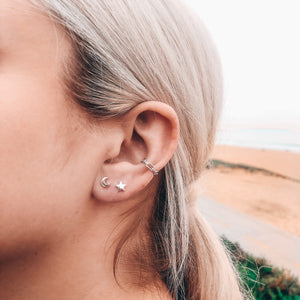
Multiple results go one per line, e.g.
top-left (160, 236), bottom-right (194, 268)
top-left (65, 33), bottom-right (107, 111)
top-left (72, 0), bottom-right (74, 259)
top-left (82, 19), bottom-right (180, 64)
top-left (215, 127), bottom-right (300, 153)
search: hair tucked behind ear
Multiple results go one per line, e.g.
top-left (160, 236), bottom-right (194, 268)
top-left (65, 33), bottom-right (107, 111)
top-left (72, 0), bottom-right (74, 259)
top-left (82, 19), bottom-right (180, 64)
top-left (32, 0), bottom-right (250, 298)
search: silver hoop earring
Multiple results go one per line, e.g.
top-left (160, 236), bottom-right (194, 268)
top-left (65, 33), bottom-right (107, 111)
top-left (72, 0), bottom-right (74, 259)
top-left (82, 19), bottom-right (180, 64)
top-left (116, 181), bottom-right (126, 192)
top-left (141, 158), bottom-right (159, 176)
top-left (101, 177), bottom-right (111, 188)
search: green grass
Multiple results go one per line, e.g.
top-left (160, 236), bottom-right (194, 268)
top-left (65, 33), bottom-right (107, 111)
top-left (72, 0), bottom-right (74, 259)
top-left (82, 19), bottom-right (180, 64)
top-left (222, 236), bottom-right (300, 300)
top-left (206, 159), bottom-right (300, 183)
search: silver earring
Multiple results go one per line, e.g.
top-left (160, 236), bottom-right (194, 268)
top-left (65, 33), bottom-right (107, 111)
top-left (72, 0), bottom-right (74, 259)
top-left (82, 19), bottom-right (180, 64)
top-left (116, 181), bottom-right (126, 192)
top-left (101, 177), bottom-right (111, 188)
top-left (141, 158), bottom-right (159, 175)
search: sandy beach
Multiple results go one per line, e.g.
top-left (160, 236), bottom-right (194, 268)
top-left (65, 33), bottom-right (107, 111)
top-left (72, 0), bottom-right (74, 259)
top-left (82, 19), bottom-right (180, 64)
top-left (195, 145), bottom-right (300, 237)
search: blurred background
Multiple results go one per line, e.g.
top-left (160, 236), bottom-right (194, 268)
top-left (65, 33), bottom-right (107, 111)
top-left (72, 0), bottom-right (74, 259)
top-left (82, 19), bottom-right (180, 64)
top-left (185, 0), bottom-right (300, 149)
top-left (184, 0), bottom-right (300, 296)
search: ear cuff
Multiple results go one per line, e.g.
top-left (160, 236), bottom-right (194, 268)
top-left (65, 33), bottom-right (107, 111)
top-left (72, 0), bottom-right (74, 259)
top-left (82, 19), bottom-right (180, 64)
top-left (100, 158), bottom-right (158, 192)
top-left (141, 158), bottom-right (159, 175)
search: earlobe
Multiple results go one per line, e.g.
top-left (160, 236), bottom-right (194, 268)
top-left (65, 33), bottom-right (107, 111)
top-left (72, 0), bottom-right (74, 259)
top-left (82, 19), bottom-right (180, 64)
top-left (92, 173), bottom-right (130, 203)
top-left (91, 101), bottom-right (179, 203)
top-left (92, 158), bottom-right (160, 203)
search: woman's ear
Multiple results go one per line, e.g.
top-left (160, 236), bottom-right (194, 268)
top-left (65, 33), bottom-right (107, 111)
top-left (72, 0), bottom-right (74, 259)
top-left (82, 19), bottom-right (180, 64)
top-left (92, 101), bottom-right (179, 203)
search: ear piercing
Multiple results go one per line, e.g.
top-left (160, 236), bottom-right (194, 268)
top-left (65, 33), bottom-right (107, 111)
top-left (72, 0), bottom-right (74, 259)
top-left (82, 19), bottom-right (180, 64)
top-left (100, 158), bottom-right (156, 192)
top-left (141, 158), bottom-right (159, 175)
top-left (115, 181), bottom-right (126, 192)
top-left (101, 177), bottom-right (126, 192)
top-left (101, 177), bottom-right (111, 188)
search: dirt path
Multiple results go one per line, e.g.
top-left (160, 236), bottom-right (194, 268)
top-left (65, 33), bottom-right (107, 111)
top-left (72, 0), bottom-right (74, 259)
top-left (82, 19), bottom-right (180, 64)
top-left (194, 145), bottom-right (300, 237)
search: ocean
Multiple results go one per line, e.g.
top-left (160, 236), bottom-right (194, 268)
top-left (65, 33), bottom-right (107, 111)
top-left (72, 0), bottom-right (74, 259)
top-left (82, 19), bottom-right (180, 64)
top-left (215, 127), bottom-right (300, 153)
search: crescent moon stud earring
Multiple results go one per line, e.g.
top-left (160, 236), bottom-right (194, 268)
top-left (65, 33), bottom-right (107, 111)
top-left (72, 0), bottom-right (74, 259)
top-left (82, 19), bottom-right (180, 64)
top-left (101, 177), bottom-right (111, 188)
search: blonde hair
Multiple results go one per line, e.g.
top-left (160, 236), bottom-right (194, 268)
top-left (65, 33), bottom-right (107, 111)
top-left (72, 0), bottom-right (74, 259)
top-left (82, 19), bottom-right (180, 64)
top-left (31, 0), bottom-right (249, 299)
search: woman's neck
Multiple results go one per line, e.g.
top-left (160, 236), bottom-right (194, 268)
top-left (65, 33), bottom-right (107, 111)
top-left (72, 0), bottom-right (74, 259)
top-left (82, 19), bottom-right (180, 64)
top-left (0, 201), bottom-right (171, 300)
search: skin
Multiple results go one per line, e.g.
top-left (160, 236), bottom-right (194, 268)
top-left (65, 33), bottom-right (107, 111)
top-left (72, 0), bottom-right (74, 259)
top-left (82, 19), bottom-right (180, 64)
top-left (0, 1), bottom-right (179, 299)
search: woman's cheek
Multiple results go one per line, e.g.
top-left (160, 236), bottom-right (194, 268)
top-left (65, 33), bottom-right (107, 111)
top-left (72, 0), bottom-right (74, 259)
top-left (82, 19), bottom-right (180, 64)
top-left (0, 71), bottom-right (75, 250)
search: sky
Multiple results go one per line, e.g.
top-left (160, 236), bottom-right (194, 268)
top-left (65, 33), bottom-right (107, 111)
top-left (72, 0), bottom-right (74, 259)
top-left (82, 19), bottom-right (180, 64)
top-left (183, 0), bottom-right (300, 129)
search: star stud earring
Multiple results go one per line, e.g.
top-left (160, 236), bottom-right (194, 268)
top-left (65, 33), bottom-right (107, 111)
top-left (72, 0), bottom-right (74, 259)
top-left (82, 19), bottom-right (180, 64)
top-left (116, 181), bottom-right (126, 192)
